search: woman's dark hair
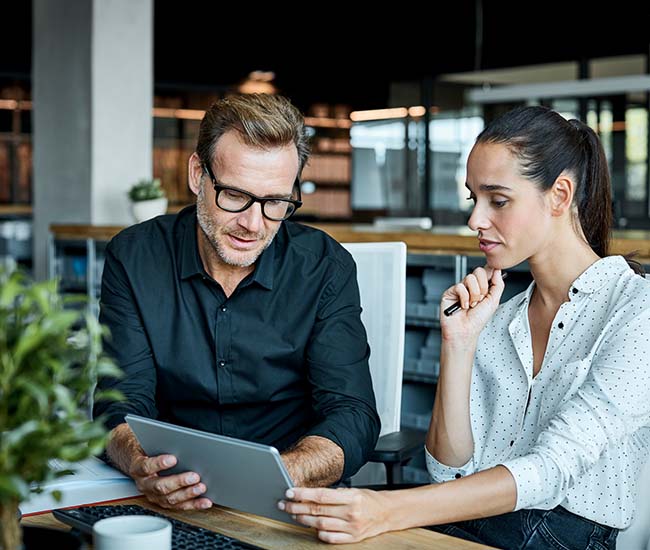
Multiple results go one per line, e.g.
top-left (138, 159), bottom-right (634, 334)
top-left (476, 105), bottom-right (643, 275)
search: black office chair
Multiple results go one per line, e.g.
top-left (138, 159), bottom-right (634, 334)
top-left (369, 428), bottom-right (425, 485)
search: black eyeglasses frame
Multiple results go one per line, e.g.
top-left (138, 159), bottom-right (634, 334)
top-left (202, 162), bottom-right (302, 221)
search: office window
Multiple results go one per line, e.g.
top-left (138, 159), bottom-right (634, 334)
top-left (351, 119), bottom-right (412, 214)
top-left (350, 109), bottom-right (483, 221)
top-left (625, 107), bottom-right (647, 203)
top-left (586, 96), bottom-right (649, 226)
top-left (428, 111), bottom-right (483, 221)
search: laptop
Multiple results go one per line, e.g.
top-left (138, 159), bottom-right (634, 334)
top-left (125, 414), bottom-right (296, 524)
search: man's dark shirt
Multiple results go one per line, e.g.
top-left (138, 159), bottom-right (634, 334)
top-left (93, 206), bottom-right (380, 480)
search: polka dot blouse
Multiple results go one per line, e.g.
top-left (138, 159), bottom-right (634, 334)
top-left (426, 256), bottom-right (650, 529)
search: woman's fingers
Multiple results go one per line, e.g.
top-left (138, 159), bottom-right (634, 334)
top-left (281, 490), bottom-right (354, 519)
top-left (281, 499), bottom-right (332, 517)
top-left (464, 267), bottom-right (492, 306)
top-left (294, 513), bottom-right (350, 532)
top-left (474, 267), bottom-right (490, 296)
top-left (280, 487), bottom-right (363, 524)
top-left (448, 282), bottom-right (470, 310)
top-left (446, 267), bottom-right (503, 312)
top-left (317, 530), bottom-right (358, 544)
top-left (464, 274), bottom-right (481, 307)
top-left (286, 487), bottom-right (354, 505)
top-left (488, 269), bottom-right (505, 301)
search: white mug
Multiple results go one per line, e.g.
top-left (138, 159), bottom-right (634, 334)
top-left (92, 515), bottom-right (172, 550)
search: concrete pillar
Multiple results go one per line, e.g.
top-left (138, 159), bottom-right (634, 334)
top-left (32, 0), bottom-right (152, 279)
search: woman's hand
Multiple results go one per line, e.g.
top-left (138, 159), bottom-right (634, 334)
top-left (440, 267), bottom-right (505, 342)
top-left (279, 487), bottom-right (392, 544)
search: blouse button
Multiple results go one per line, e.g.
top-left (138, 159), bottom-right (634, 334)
top-left (454, 473), bottom-right (462, 479)
top-left (572, 288), bottom-right (578, 294)
top-left (510, 440), bottom-right (514, 447)
top-left (558, 322), bottom-right (564, 329)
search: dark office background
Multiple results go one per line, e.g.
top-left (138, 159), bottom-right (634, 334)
top-left (2, 1), bottom-right (650, 111)
top-left (2, 0), bottom-right (650, 227)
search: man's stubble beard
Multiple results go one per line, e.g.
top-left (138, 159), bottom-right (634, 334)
top-left (196, 184), bottom-right (280, 268)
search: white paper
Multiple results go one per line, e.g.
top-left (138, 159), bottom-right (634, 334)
top-left (19, 456), bottom-right (140, 515)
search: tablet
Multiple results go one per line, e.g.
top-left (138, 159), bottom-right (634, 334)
top-left (124, 414), bottom-right (296, 524)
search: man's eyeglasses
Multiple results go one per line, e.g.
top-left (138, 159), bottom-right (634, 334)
top-left (202, 163), bottom-right (302, 222)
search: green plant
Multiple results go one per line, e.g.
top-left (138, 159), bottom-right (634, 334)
top-left (0, 269), bottom-right (122, 550)
top-left (127, 178), bottom-right (166, 202)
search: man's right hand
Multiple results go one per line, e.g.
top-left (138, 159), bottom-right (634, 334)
top-left (128, 453), bottom-right (213, 510)
top-left (106, 423), bottom-right (212, 510)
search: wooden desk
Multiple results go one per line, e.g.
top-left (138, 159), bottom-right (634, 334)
top-left (22, 497), bottom-right (495, 549)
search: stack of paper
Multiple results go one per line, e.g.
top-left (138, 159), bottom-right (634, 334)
top-left (19, 456), bottom-right (141, 515)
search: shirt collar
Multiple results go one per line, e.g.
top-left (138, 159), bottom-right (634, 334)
top-left (249, 236), bottom-right (275, 290)
top-left (178, 205), bottom-right (276, 290)
top-left (179, 206), bottom-right (205, 280)
top-left (514, 255), bottom-right (630, 308)
top-left (570, 255), bottom-right (630, 295)
top-left (517, 280), bottom-right (535, 307)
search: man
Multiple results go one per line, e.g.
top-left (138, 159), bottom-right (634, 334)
top-left (93, 94), bottom-right (380, 511)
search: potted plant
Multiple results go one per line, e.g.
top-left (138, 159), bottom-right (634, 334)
top-left (0, 269), bottom-right (122, 550)
top-left (128, 178), bottom-right (168, 223)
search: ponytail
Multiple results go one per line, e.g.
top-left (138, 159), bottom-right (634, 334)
top-left (570, 120), bottom-right (644, 275)
top-left (568, 120), bottom-right (611, 259)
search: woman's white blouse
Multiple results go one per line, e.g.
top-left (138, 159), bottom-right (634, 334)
top-left (426, 256), bottom-right (650, 528)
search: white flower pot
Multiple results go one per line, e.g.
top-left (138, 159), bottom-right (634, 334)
top-left (131, 198), bottom-right (168, 223)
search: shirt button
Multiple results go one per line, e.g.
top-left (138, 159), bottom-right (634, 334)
top-left (219, 360), bottom-right (226, 367)
top-left (454, 473), bottom-right (462, 479)
top-left (510, 440), bottom-right (514, 447)
top-left (221, 306), bottom-right (227, 312)
top-left (558, 322), bottom-right (564, 329)
top-left (572, 288), bottom-right (578, 294)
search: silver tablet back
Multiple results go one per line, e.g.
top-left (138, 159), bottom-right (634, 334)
top-left (125, 414), bottom-right (296, 524)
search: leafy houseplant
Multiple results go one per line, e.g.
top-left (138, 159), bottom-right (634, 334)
top-left (128, 178), bottom-right (168, 223)
top-left (0, 270), bottom-right (122, 550)
top-left (127, 177), bottom-right (165, 202)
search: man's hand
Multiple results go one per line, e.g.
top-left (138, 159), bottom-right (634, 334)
top-left (128, 453), bottom-right (213, 510)
top-left (106, 423), bottom-right (212, 510)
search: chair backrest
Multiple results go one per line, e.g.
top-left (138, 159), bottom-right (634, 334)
top-left (341, 242), bottom-right (406, 436)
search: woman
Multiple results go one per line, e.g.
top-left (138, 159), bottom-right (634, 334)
top-left (279, 106), bottom-right (650, 549)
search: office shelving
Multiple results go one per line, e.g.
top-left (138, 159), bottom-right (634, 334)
top-left (295, 115), bottom-right (352, 219)
top-left (0, 96), bottom-right (32, 205)
top-left (48, 236), bottom-right (107, 318)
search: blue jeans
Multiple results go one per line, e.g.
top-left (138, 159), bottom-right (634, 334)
top-left (430, 506), bottom-right (618, 550)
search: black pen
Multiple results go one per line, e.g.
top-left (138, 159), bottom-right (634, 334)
top-left (443, 272), bottom-right (508, 317)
